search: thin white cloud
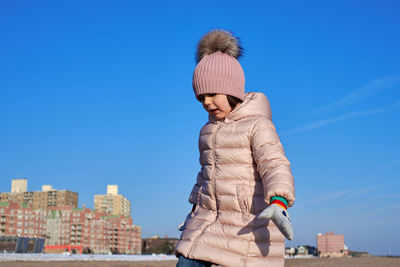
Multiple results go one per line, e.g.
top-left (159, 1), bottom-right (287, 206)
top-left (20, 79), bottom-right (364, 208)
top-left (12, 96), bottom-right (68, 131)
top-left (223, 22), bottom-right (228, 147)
top-left (295, 185), bottom-right (380, 207)
top-left (282, 109), bottom-right (383, 135)
top-left (314, 75), bottom-right (400, 114)
top-left (351, 204), bottom-right (400, 221)
top-left (370, 194), bottom-right (400, 200)
top-left (283, 101), bottom-right (400, 136)
top-left (382, 160), bottom-right (400, 168)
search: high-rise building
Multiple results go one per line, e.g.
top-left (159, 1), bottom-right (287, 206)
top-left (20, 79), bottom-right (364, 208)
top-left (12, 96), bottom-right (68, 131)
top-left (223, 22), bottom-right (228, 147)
top-left (0, 179), bottom-right (78, 210)
top-left (317, 232), bottom-right (345, 257)
top-left (94, 185), bottom-right (131, 217)
top-left (45, 206), bottom-right (141, 254)
top-left (11, 178), bottom-right (27, 193)
top-left (107, 185), bottom-right (118, 195)
top-left (0, 201), bottom-right (141, 254)
top-left (0, 179), bottom-right (141, 255)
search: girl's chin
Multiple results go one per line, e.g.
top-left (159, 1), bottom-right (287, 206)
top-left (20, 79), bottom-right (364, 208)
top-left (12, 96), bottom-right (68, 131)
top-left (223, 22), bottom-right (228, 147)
top-left (208, 111), bottom-right (227, 120)
top-left (213, 114), bottom-right (227, 120)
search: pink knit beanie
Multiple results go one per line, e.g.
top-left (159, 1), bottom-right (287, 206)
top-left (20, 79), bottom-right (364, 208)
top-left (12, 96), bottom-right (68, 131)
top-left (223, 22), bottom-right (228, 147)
top-left (193, 30), bottom-right (245, 101)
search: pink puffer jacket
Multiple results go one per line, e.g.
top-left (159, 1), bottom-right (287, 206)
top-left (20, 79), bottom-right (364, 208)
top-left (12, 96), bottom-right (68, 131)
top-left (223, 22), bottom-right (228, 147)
top-left (176, 92), bottom-right (295, 267)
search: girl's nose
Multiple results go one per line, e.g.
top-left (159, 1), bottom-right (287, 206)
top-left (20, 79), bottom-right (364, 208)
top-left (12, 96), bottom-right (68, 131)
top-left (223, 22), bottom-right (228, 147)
top-left (203, 96), bottom-right (212, 105)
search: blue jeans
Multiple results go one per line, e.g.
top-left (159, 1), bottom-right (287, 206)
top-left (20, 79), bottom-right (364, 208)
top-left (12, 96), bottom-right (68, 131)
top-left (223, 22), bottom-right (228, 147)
top-left (176, 255), bottom-right (213, 267)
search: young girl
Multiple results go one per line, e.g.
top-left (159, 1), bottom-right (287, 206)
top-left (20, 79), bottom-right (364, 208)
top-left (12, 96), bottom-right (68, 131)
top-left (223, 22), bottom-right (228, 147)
top-left (176, 30), bottom-right (295, 267)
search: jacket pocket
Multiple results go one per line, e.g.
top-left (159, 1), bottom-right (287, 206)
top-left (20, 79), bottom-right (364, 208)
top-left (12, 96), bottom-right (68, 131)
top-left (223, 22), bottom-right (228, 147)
top-left (236, 185), bottom-right (250, 214)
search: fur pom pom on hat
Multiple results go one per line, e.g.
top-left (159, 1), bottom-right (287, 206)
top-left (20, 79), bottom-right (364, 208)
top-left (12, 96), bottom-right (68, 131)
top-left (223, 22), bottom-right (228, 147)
top-left (195, 30), bottom-right (243, 63)
top-left (193, 30), bottom-right (245, 101)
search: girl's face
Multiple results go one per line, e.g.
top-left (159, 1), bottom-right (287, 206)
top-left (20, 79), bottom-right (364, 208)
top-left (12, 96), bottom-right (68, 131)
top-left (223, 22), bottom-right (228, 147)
top-left (199, 94), bottom-right (232, 120)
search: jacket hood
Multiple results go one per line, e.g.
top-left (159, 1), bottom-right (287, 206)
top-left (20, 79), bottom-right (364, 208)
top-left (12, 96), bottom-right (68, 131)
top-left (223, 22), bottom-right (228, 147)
top-left (209, 92), bottom-right (272, 122)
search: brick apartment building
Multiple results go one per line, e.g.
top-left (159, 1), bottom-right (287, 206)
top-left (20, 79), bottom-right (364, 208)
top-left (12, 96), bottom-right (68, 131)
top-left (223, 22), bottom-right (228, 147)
top-left (0, 179), bottom-right (78, 210)
top-left (0, 202), bottom-right (141, 254)
top-left (46, 206), bottom-right (141, 254)
top-left (0, 202), bottom-right (47, 238)
top-left (317, 232), bottom-right (345, 257)
top-left (0, 179), bottom-right (142, 254)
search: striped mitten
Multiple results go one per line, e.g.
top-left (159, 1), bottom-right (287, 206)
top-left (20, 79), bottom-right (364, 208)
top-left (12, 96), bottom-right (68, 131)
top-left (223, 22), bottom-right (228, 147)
top-left (258, 196), bottom-right (293, 240)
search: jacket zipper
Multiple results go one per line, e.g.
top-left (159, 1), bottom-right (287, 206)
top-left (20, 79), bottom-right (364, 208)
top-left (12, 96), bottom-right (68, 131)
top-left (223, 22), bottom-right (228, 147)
top-left (211, 120), bottom-right (221, 212)
top-left (188, 120), bottom-right (222, 256)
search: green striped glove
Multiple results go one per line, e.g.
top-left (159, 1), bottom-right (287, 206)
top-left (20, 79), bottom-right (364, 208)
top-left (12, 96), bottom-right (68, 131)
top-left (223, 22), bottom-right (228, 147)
top-left (258, 196), bottom-right (293, 240)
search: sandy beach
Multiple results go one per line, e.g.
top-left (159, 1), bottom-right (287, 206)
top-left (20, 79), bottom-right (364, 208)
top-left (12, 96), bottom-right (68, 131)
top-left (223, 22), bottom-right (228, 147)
top-left (1, 257), bottom-right (400, 267)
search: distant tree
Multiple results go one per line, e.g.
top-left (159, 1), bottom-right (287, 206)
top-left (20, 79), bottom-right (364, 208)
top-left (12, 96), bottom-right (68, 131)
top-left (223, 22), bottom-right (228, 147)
top-left (82, 247), bottom-right (92, 254)
top-left (111, 248), bottom-right (120, 254)
top-left (156, 241), bottom-right (174, 255)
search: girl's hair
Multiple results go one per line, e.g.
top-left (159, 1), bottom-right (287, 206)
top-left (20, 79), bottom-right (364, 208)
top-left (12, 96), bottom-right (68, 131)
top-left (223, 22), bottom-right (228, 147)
top-left (227, 95), bottom-right (243, 108)
top-left (198, 94), bottom-right (243, 109)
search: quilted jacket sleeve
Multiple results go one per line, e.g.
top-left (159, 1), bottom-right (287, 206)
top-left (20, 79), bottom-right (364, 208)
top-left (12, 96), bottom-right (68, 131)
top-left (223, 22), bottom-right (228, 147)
top-left (251, 117), bottom-right (295, 207)
top-left (189, 169), bottom-right (204, 204)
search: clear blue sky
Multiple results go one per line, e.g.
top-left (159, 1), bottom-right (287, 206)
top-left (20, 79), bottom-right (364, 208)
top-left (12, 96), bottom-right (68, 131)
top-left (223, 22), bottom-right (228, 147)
top-left (1, 0), bottom-right (399, 256)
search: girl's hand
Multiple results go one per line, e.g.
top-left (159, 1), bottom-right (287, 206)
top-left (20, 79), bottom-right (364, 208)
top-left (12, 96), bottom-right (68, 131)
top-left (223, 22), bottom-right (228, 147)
top-left (258, 204), bottom-right (293, 240)
top-left (177, 213), bottom-right (192, 231)
top-left (177, 205), bottom-right (197, 231)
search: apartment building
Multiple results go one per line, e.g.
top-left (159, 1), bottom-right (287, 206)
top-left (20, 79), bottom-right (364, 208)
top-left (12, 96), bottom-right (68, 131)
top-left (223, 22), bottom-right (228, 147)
top-left (0, 202), bottom-right (47, 238)
top-left (0, 202), bottom-right (141, 254)
top-left (45, 206), bottom-right (141, 254)
top-left (0, 179), bottom-right (141, 254)
top-left (317, 232), bottom-right (345, 257)
top-left (0, 179), bottom-right (78, 210)
top-left (11, 179), bottom-right (27, 193)
top-left (94, 185), bottom-right (131, 217)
